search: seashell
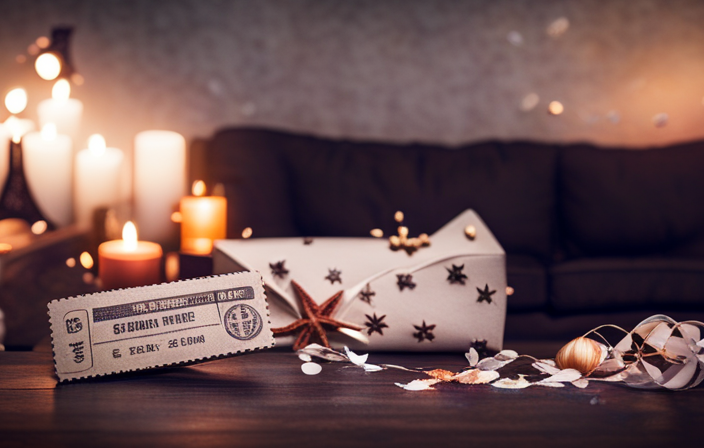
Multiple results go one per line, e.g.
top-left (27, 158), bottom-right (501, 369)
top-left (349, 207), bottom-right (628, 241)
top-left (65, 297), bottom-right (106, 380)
top-left (555, 337), bottom-right (603, 375)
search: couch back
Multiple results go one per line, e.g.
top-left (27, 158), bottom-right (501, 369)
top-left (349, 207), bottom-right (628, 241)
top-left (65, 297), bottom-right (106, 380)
top-left (202, 127), bottom-right (704, 260)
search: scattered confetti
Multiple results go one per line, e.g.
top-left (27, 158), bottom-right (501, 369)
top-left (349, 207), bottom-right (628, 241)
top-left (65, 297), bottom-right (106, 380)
top-left (546, 17), bottom-right (569, 37)
top-left (548, 101), bottom-right (564, 115)
top-left (652, 113), bottom-right (668, 128)
top-left (241, 227), bottom-right (253, 239)
top-left (301, 362), bottom-right (322, 375)
top-left (507, 31), bottom-right (523, 46)
top-left (520, 93), bottom-right (540, 112)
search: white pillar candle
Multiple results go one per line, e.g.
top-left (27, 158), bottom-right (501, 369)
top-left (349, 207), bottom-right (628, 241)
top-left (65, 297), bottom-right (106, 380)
top-left (0, 125), bottom-right (9, 195)
top-left (74, 134), bottom-right (124, 226)
top-left (22, 124), bottom-right (73, 226)
top-left (37, 80), bottom-right (83, 144)
top-left (134, 130), bottom-right (186, 243)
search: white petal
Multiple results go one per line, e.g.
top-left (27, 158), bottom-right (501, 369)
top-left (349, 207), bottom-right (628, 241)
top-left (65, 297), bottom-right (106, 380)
top-left (395, 379), bottom-right (440, 391)
top-left (534, 381), bottom-right (565, 388)
top-left (344, 346), bottom-right (369, 366)
top-left (572, 378), bottom-right (590, 389)
top-left (453, 369), bottom-right (500, 384)
top-left (491, 375), bottom-right (532, 389)
top-left (301, 362), bottom-right (322, 375)
top-left (495, 350), bottom-right (519, 361)
top-left (477, 357), bottom-right (515, 371)
top-left (297, 344), bottom-right (348, 362)
top-left (363, 364), bottom-right (384, 372)
top-left (540, 368), bottom-right (582, 383)
top-left (298, 353), bottom-right (312, 362)
top-left (532, 361), bottom-right (561, 375)
top-left (465, 348), bottom-right (479, 367)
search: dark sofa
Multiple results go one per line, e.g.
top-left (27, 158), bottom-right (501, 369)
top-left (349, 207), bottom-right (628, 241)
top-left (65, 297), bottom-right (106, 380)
top-left (195, 127), bottom-right (704, 340)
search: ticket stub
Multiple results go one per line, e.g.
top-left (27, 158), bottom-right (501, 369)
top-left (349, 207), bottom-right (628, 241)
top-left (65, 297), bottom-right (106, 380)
top-left (48, 271), bottom-right (274, 382)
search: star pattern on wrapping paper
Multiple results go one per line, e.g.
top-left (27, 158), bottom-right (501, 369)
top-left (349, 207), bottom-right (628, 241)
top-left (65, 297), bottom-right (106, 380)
top-left (269, 260), bottom-right (289, 279)
top-left (469, 339), bottom-right (490, 359)
top-left (446, 264), bottom-right (468, 285)
top-left (413, 320), bottom-right (435, 342)
top-left (325, 268), bottom-right (342, 284)
top-left (271, 280), bottom-right (362, 350)
top-left (365, 313), bottom-right (388, 336)
top-left (396, 274), bottom-right (416, 291)
top-left (476, 284), bottom-right (496, 304)
top-left (358, 283), bottom-right (376, 305)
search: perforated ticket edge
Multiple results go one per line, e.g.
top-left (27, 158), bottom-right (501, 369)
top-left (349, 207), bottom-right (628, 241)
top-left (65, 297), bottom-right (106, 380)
top-left (48, 271), bottom-right (274, 383)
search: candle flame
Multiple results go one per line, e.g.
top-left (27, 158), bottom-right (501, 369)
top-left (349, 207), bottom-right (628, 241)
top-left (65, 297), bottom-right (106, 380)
top-left (41, 123), bottom-right (57, 141)
top-left (122, 221), bottom-right (138, 251)
top-left (192, 180), bottom-right (206, 197)
top-left (35, 52), bottom-right (62, 81)
top-left (80, 251), bottom-right (94, 269)
top-left (88, 134), bottom-right (107, 156)
top-left (52, 79), bottom-right (71, 100)
top-left (5, 88), bottom-right (27, 114)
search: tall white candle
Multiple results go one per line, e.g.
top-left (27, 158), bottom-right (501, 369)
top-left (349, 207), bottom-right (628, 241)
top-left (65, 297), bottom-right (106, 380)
top-left (22, 124), bottom-right (73, 226)
top-left (134, 130), bottom-right (186, 243)
top-left (74, 134), bottom-right (124, 226)
top-left (37, 80), bottom-right (83, 143)
top-left (0, 125), bottom-right (9, 195)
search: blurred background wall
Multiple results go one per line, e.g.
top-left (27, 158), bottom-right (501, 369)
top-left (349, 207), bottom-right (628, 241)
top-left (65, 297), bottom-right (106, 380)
top-left (2, 0), bottom-right (704, 159)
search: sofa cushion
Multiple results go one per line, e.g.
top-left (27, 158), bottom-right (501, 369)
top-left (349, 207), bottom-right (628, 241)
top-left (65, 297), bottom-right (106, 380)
top-left (559, 142), bottom-right (704, 257)
top-left (550, 258), bottom-right (704, 312)
top-left (506, 254), bottom-right (548, 311)
top-left (208, 128), bottom-right (559, 259)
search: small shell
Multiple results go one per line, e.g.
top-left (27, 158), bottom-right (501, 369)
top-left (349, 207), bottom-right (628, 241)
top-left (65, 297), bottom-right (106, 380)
top-left (555, 337), bottom-right (603, 375)
top-left (464, 225), bottom-right (476, 240)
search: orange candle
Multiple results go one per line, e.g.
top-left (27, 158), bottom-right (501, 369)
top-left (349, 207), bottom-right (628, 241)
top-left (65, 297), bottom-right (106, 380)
top-left (98, 221), bottom-right (163, 290)
top-left (180, 180), bottom-right (227, 255)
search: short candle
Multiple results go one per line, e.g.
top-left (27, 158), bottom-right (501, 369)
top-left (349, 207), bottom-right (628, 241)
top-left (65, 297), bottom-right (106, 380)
top-left (98, 221), bottom-right (162, 290)
top-left (180, 180), bottom-right (227, 255)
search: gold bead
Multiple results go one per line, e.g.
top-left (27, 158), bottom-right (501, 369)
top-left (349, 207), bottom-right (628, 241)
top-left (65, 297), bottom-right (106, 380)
top-left (398, 226), bottom-right (409, 238)
top-left (464, 225), bottom-right (477, 240)
top-left (418, 233), bottom-right (430, 246)
top-left (555, 337), bottom-right (603, 375)
top-left (394, 211), bottom-right (404, 223)
top-left (389, 235), bottom-right (401, 247)
top-left (370, 228), bottom-right (384, 238)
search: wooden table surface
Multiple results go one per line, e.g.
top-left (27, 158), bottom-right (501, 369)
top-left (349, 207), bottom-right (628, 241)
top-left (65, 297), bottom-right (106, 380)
top-left (0, 342), bottom-right (701, 448)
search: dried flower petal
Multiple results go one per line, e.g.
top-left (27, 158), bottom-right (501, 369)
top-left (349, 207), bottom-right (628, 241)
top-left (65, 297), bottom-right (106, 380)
top-left (491, 375), bottom-right (532, 389)
top-left (465, 347), bottom-right (479, 367)
top-left (395, 379), bottom-right (440, 391)
top-left (453, 369), bottom-right (500, 385)
top-left (425, 369), bottom-right (456, 381)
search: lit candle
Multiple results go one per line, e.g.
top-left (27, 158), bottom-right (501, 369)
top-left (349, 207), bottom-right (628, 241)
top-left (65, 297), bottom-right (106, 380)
top-left (74, 134), bottom-right (124, 226)
top-left (134, 130), bottom-right (186, 243)
top-left (37, 79), bottom-right (83, 143)
top-left (21, 124), bottom-right (73, 226)
top-left (180, 180), bottom-right (227, 255)
top-left (0, 125), bottom-right (9, 196)
top-left (98, 221), bottom-right (162, 290)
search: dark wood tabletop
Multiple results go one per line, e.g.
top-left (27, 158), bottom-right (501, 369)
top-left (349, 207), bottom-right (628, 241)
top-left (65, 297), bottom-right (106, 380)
top-left (0, 341), bottom-right (701, 448)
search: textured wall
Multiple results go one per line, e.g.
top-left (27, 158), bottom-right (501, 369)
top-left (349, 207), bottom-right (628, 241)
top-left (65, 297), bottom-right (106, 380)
top-left (1, 0), bottom-right (704, 156)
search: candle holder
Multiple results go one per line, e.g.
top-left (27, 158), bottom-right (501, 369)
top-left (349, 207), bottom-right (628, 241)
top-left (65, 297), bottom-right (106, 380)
top-left (0, 140), bottom-right (56, 230)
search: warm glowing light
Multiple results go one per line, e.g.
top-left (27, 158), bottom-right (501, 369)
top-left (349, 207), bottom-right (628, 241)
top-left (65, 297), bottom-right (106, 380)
top-left (0, 243), bottom-right (12, 254)
top-left (71, 73), bottom-right (84, 86)
top-left (41, 123), bottom-right (57, 141)
top-left (31, 220), bottom-right (48, 235)
top-left (191, 238), bottom-right (213, 253)
top-left (52, 79), bottom-right (70, 100)
top-left (35, 52), bottom-right (62, 80)
top-left (66, 257), bottom-right (76, 268)
top-left (370, 228), bottom-right (384, 238)
top-left (122, 221), bottom-right (138, 251)
top-left (464, 225), bottom-right (477, 240)
top-left (88, 134), bottom-right (107, 156)
top-left (394, 211), bottom-right (404, 223)
top-left (520, 93), bottom-right (540, 112)
top-left (27, 44), bottom-right (40, 56)
top-left (171, 211), bottom-right (183, 223)
top-left (506, 286), bottom-right (515, 296)
top-left (80, 251), bottom-right (94, 269)
top-left (165, 252), bottom-right (180, 282)
top-left (36, 36), bottom-right (50, 49)
top-left (241, 227), bottom-right (253, 239)
top-left (5, 88), bottom-right (27, 114)
top-left (192, 180), bottom-right (206, 197)
top-left (548, 101), bottom-right (564, 115)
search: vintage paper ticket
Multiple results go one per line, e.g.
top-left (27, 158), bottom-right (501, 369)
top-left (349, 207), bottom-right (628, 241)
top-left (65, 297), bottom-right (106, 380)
top-left (48, 271), bottom-right (274, 382)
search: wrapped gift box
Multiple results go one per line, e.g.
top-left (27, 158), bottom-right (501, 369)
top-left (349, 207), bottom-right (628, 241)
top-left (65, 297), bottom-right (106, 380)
top-left (213, 209), bottom-right (506, 352)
